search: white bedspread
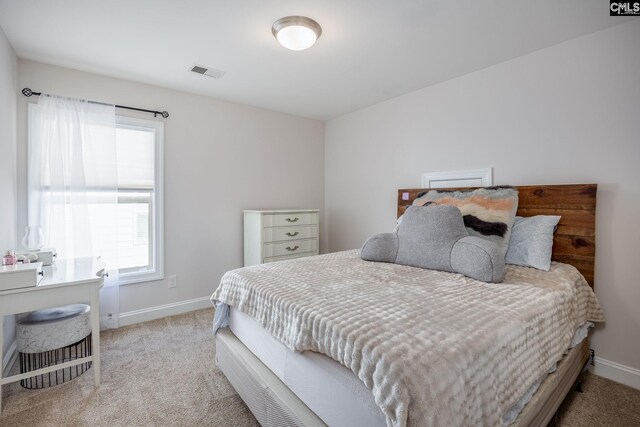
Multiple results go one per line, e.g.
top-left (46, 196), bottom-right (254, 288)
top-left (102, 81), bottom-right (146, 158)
top-left (211, 250), bottom-right (604, 427)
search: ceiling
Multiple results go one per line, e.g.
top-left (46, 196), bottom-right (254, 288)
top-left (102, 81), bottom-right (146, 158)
top-left (0, 1), bottom-right (634, 120)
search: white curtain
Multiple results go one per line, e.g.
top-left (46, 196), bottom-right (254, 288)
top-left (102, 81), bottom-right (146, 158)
top-left (28, 95), bottom-right (120, 328)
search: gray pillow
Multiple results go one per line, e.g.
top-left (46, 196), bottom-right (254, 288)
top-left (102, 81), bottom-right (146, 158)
top-left (505, 215), bottom-right (561, 271)
top-left (361, 205), bottom-right (505, 283)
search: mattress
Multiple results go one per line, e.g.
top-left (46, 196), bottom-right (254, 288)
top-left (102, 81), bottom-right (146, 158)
top-left (229, 307), bottom-right (593, 427)
top-left (229, 307), bottom-right (387, 427)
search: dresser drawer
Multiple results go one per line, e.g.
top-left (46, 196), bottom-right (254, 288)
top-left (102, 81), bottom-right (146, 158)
top-left (263, 212), bottom-right (318, 227)
top-left (264, 252), bottom-right (318, 263)
top-left (263, 225), bottom-right (318, 243)
top-left (263, 239), bottom-right (318, 258)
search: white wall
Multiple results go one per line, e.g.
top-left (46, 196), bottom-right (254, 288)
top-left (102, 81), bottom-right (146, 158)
top-left (16, 60), bottom-right (325, 317)
top-left (0, 28), bottom-right (18, 360)
top-left (325, 20), bottom-right (640, 373)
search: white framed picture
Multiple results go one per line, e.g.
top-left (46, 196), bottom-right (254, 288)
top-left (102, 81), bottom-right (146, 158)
top-left (421, 168), bottom-right (493, 189)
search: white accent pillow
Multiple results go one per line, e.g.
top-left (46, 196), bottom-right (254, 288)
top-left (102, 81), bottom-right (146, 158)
top-left (505, 215), bottom-right (561, 271)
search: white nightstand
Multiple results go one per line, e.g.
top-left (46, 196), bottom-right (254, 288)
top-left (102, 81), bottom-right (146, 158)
top-left (243, 209), bottom-right (320, 266)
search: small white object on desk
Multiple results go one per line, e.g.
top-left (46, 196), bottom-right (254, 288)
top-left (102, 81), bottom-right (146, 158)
top-left (34, 248), bottom-right (57, 266)
top-left (0, 262), bottom-right (43, 291)
top-left (0, 257), bottom-right (105, 413)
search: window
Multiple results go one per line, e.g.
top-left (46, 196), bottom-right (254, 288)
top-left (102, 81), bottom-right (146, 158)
top-left (81, 116), bottom-right (164, 284)
top-left (28, 104), bottom-right (164, 285)
top-left (112, 116), bottom-right (164, 284)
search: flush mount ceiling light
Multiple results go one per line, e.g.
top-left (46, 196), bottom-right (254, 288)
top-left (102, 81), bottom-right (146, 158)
top-left (272, 16), bottom-right (322, 51)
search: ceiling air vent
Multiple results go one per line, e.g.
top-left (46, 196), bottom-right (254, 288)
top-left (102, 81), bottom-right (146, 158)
top-left (189, 64), bottom-right (225, 79)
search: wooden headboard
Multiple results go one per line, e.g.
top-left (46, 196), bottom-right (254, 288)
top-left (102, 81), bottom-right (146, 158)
top-left (397, 184), bottom-right (597, 287)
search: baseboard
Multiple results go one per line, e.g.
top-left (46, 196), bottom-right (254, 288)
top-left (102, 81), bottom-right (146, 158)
top-left (589, 356), bottom-right (640, 390)
top-left (2, 340), bottom-right (17, 377)
top-left (118, 296), bottom-right (213, 327)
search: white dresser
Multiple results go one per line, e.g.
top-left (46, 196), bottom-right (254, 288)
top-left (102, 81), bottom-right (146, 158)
top-left (243, 209), bottom-right (320, 266)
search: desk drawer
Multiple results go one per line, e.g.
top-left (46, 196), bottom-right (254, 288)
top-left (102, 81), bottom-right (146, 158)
top-left (263, 239), bottom-right (317, 258)
top-left (0, 262), bottom-right (43, 291)
top-left (263, 225), bottom-right (318, 243)
top-left (263, 212), bottom-right (318, 227)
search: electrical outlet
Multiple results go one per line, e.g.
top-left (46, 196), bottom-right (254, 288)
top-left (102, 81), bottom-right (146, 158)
top-left (102, 313), bottom-right (117, 329)
top-left (168, 275), bottom-right (177, 288)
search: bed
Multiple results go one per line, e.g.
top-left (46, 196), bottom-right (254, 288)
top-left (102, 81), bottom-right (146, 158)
top-left (211, 184), bottom-right (604, 427)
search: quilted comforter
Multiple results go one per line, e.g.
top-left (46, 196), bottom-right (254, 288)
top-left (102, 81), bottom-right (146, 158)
top-left (211, 250), bottom-right (604, 427)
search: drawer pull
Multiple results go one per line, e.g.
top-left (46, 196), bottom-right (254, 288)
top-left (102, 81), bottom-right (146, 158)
top-left (286, 231), bottom-right (299, 237)
top-left (286, 217), bottom-right (299, 223)
top-left (286, 246), bottom-right (299, 251)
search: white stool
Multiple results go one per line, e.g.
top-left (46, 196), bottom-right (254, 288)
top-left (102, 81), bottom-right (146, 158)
top-left (17, 304), bottom-right (92, 389)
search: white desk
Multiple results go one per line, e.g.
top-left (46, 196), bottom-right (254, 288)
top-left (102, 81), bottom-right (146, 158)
top-left (0, 258), bottom-right (105, 412)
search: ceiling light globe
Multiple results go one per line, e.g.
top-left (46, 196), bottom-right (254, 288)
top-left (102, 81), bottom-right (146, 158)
top-left (277, 26), bottom-right (317, 51)
top-left (272, 16), bottom-right (322, 51)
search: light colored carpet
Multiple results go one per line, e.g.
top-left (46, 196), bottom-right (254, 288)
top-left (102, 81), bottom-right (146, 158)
top-left (1, 308), bottom-right (258, 427)
top-left (553, 371), bottom-right (640, 427)
top-left (1, 308), bottom-right (638, 426)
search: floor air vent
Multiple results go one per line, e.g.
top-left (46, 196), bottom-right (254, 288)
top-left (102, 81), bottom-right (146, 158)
top-left (189, 64), bottom-right (225, 79)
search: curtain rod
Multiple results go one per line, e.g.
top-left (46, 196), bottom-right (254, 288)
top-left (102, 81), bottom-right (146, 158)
top-left (21, 88), bottom-right (169, 118)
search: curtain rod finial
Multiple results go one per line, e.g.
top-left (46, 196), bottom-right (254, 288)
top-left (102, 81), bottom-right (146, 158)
top-left (22, 88), bottom-right (34, 97)
top-left (161, 111), bottom-right (169, 118)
